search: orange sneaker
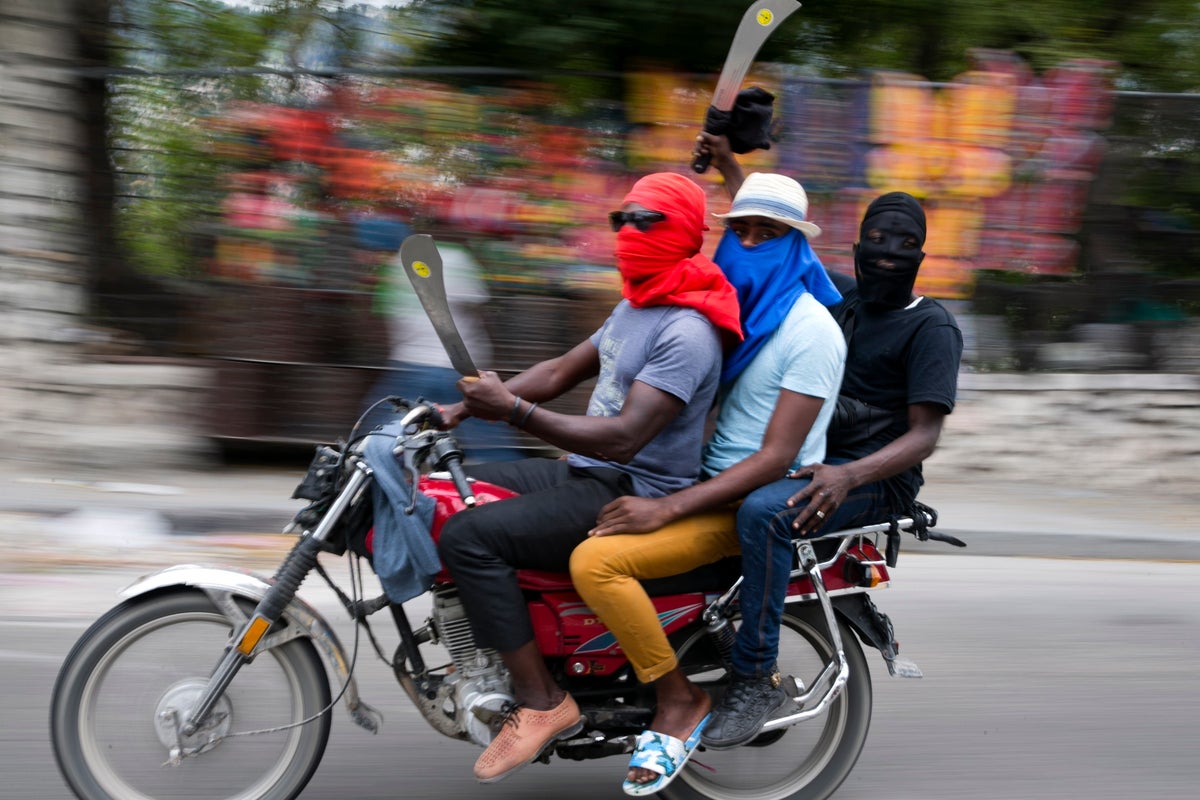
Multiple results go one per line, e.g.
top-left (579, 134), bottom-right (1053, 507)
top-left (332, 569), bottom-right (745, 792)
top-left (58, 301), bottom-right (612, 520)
top-left (473, 694), bottom-right (585, 783)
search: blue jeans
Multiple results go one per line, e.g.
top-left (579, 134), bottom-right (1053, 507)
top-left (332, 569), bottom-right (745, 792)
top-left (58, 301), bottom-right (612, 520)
top-left (730, 460), bottom-right (891, 678)
top-left (361, 362), bottom-right (521, 463)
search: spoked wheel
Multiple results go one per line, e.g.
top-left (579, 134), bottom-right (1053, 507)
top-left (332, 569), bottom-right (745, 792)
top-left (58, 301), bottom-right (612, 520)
top-left (51, 591), bottom-right (332, 800)
top-left (665, 604), bottom-right (872, 800)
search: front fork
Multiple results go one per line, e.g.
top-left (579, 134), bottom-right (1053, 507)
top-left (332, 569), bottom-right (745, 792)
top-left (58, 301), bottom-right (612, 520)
top-left (179, 461), bottom-right (373, 737)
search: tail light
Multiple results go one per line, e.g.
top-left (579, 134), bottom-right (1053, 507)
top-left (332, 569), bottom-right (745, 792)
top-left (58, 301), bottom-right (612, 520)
top-left (843, 556), bottom-right (883, 588)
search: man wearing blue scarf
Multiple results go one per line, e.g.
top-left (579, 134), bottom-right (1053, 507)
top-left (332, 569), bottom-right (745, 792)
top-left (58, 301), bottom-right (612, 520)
top-left (712, 175), bottom-right (843, 383)
top-left (571, 162), bottom-right (848, 794)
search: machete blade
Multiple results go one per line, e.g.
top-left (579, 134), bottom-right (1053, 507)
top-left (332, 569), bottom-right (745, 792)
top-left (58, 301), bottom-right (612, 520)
top-left (398, 234), bottom-right (479, 378)
top-left (710, 1), bottom-right (802, 112)
top-left (693, 1), bottom-right (802, 172)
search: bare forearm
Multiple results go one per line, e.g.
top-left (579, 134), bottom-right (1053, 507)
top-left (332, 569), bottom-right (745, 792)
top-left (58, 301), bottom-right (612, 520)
top-left (696, 132), bottom-right (745, 198)
top-left (501, 361), bottom-right (571, 404)
top-left (716, 159), bottom-right (745, 200)
top-left (840, 429), bottom-right (938, 488)
top-left (501, 343), bottom-right (599, 405)
top-left (519, 407), bottom-right (646, 463)
top-left (653, 451), bottom-right (794, 520)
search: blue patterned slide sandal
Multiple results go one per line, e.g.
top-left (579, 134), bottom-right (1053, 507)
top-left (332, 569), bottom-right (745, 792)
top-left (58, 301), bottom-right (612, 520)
top-left (622, 713), bottom-right (712, 797)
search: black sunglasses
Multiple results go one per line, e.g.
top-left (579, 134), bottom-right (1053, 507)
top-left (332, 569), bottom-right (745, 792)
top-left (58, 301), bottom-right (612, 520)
top-left (609, 210), bottom-right (667, 233)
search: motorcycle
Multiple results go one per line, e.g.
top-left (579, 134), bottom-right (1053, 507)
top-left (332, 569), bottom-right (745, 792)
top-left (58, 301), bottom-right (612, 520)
top-left (50, 397), bottom-right (958, 800)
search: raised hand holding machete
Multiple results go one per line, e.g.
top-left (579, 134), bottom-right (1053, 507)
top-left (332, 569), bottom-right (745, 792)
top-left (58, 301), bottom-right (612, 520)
top-left (691, 1), bottom-right (801, 174)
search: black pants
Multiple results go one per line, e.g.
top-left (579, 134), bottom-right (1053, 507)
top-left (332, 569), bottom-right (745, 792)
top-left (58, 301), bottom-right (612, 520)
top-left (437, 458), bottom-right (632, 652)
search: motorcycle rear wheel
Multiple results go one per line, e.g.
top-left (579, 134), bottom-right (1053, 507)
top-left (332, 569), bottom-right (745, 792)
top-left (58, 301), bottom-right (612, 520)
top-left (665, 604), bottom-right (872, 800)
top-left (51, 590), bottom-right (332, 800)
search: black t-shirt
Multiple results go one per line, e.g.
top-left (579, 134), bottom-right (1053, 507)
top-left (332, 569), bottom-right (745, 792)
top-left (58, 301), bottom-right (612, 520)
top-left (827, 271), bottom-right (963, 510)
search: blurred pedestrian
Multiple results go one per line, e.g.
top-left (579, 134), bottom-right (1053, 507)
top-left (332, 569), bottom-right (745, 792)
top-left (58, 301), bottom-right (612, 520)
top-left (363, 234), bottom-right (520, 461)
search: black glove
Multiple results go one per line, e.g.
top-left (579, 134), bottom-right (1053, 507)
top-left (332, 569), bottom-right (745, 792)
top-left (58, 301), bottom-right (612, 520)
top-left (703, 87), bottom-right (775, 154)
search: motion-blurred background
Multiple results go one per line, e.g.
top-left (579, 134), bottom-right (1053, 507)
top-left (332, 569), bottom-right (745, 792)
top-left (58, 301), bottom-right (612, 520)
top-left (2, 0), bottom-right (1197, 492)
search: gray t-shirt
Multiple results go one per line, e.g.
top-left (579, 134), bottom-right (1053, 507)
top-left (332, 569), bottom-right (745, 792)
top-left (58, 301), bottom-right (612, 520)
top-left (568, 300), bottom-right (722, 497)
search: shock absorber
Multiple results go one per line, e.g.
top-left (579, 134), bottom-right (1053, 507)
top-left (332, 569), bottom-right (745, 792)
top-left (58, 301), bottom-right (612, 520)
top-left (260, 536), bottom-right (322, 622)
top-left (703, 576), bottom-right (743, 672)
top-left (705, 610), bottom-right (737, 671)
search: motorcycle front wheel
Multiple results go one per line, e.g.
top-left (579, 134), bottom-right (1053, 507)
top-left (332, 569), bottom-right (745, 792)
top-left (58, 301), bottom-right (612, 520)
top-left (666, 604), bottom-right (872, 800)
top-left (51, 590), bottom-right (332, 800)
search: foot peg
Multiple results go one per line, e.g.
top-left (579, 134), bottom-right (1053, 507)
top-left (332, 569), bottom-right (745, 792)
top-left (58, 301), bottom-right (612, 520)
top-left (885, 655), bottom-right (923, 679)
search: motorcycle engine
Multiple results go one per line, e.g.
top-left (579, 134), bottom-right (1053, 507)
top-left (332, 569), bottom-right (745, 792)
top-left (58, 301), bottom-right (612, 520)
top-left (431, 585), bottom-right (515, 747)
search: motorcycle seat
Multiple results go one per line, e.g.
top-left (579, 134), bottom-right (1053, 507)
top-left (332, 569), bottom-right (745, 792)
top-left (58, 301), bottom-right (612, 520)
top-left (516, 556), bottom-right (743, 597)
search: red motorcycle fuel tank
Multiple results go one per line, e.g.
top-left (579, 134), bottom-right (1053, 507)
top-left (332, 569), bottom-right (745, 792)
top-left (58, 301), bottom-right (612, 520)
top-left (362, 476), bottom-right (516, 568)
top-left (420, 475), bottom-right (520, 540)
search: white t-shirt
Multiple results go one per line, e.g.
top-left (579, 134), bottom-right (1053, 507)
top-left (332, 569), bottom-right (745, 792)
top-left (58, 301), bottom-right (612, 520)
top-left (701, 292), bottom-right (846, 477)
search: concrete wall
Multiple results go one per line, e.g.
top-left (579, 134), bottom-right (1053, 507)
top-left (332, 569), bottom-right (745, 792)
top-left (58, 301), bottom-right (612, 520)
top-left (0, 1), bottom-right (88, 348)
top-left (1, 2), bottom-right (211, 467)
top-left (930, 373), bottom-right (1200, 497)
top-left (1, 2), bottom-right (91, 451)
top-left (5, 357), bottom-right (1197, 503)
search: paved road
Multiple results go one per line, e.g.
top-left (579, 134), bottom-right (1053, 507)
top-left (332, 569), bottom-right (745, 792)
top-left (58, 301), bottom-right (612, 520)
top-left (4, 554), bottom-right (1199, 800)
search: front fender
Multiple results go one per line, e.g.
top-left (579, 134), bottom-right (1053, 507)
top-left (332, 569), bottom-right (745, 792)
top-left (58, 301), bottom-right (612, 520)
top-left (120, 564), bottom-right (381, 733)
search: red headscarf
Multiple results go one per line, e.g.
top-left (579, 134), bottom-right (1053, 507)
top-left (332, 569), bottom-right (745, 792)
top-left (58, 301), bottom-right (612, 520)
top-left (614, 173), bottom-right (743, 344)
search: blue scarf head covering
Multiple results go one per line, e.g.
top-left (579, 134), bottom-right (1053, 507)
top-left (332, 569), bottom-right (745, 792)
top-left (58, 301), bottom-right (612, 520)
top-left (714, 227), bottom-right (842, 383)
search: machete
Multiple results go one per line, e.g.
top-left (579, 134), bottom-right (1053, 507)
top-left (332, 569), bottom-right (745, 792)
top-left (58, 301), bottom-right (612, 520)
top-left (691, 1), bottom-right (802, 173)
top-left (398, 234), bottom-right (480, 379)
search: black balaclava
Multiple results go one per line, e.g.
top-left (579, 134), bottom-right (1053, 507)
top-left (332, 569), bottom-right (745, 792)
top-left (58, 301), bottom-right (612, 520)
top-left (853, 192), bottom-right (926, 308)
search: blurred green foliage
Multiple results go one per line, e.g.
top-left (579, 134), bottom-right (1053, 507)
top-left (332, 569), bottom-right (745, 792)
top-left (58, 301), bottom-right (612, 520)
top-left (106, 0), bottom-right (416, 277)
top-left (408, 0), bottom-right (1200, 91)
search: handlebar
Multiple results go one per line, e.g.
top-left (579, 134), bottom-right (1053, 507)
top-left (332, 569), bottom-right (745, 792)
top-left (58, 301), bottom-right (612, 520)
top-left (431, 437), bottom-right (476, 507)
top-left (386, 400), bottom-right (478, 508)
top-left (399, 402), bottom-right (435, 429)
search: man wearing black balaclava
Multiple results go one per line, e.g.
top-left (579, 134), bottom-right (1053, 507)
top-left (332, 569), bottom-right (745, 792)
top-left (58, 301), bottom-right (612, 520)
top-left (784, 189), bottom-right (963, 538)
top-left (714, 187), bottom-right (962, 749)
top-left (853, 192), bottom-right (927, 308)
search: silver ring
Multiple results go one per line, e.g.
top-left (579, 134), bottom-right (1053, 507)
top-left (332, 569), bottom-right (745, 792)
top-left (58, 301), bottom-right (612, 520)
top-left (815, 510), bottom-right (826, 519)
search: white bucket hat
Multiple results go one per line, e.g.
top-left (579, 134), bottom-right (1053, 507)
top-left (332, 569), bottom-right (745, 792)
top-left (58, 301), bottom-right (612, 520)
top-left (712, 172), bottom-right (822, 239)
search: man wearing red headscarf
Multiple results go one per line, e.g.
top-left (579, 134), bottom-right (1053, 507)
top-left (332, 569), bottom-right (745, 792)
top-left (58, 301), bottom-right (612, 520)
top-left (435, 172), bottom-right (741, 784)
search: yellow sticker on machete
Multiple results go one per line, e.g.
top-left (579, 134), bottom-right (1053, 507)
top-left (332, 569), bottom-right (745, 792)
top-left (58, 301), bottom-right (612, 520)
top-left (411, 260), bottom-right (431, 278)
top-left (756, 9), bottom-right (774, 25)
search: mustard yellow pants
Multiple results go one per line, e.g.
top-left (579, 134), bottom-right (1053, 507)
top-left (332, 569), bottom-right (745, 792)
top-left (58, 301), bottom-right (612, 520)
top-left (568, 511), bottom-right (741, 684)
